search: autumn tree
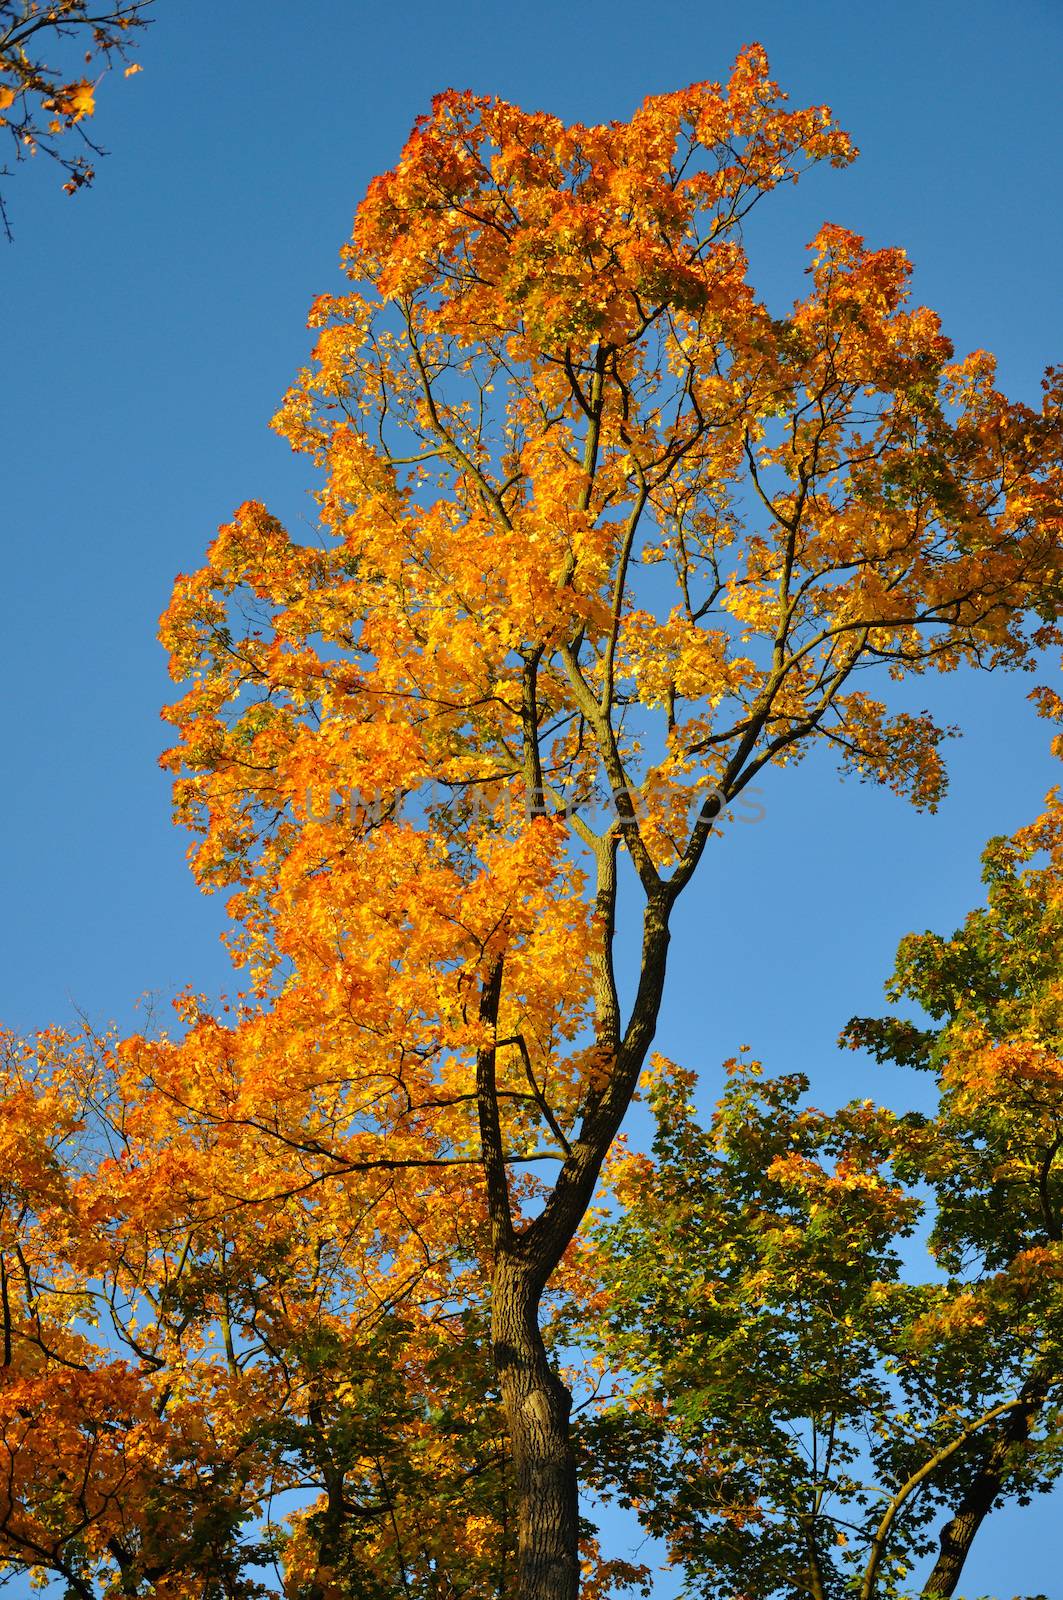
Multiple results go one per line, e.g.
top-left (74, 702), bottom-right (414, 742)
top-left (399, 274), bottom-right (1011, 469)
top-left (15, 47), bottom-right (1062, 1600)
top-left (0, 1022), bottom-right (531, 1597)
top-left (152, 48), bottom-right (1063, 1599)
top-left (0, 0), bottom-right (151, 236)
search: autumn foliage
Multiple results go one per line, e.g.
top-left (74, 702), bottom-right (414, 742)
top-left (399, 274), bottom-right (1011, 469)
top-left (3, 45), bottom-right (1063, 1600)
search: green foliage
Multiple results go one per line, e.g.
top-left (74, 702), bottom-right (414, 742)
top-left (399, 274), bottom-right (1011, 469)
top-left (575, 811), bottom-right (1063, 1599)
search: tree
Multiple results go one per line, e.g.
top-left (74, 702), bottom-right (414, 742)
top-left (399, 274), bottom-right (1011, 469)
top-left (0, 1022), bottom-right (518, 1597)
top-left (0, 0), bottom-right (152, 237)
top-left (578, 772), bottom-right (1063, 1600)
top-left (846, 758), bottom-right (1063, 1598)
top-left (147, 47), bottom-right (1063, 1600)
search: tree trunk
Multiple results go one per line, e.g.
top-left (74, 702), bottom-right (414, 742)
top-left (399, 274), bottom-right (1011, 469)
top-left (921, 1382), bottom-right (1043, 1599)
top-left (492, 1253), bottom-right (579, 1600)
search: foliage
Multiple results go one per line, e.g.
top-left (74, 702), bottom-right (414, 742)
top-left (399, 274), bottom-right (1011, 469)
top-left (578, 782), bottom-right (1063, 1599)
top-left (0, 1025), bottom-right (527, 1596)
top-left (0, 0), bottom-right (151, 236)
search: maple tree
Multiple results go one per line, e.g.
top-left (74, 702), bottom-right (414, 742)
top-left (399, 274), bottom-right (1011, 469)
top-left (0, 1023), bottom-right (502, 1596)
top-left (5, 46), bottom-right (1063, 1600)
top-left (151, 47), bottom-right (1063, 1600)
top-left (0, 0), bottom-right (151, 237)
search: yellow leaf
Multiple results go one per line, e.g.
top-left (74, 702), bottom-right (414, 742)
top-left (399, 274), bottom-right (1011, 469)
top-left (46, 80), bottom-right (95, 121)
top-left (0, 84), bottom-right (16, 112)
top-left (124, 63), bottom-right (143, 78)
top-left (67, 80), bottom-right (95, 120)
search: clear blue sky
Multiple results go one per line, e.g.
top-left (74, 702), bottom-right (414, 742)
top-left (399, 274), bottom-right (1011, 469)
top-left (4, 1), bottom-right (1063, 1592)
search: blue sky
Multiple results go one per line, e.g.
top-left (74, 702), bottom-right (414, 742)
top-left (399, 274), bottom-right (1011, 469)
top-left (4, 0), bottom-right (1063, 1591)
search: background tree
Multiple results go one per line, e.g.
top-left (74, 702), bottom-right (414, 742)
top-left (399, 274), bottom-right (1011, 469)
top-left (846, 752), bottom-right (1063, 1598)
top-left (145, 48), bottom-right (1063, 1600)
top-left (578, 774), bottom-right (1063, 1600)
top-left (0, 1022), bottom-right (539, 1597)
top-left (0, 0), bottom-right (152, 237)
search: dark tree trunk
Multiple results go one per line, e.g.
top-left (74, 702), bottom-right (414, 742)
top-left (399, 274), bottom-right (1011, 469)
top-left (492, 1253), bottom-right (579, 1600)
top-left (475, 897), bottom-right (675, 1600)
top-left (922, 1381), bottom-right (1044, 1599)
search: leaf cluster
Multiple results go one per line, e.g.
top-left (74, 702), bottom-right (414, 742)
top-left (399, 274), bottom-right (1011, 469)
top-left (0, 0), bottom-right (151, 236)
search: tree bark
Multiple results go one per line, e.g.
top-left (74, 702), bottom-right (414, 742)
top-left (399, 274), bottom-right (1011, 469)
top-left (921, 1380), bottom-right (1044, 1599)
top-left (476, 894), bottom-right (674, 1600)
top-left (492, 1252), bottom-right (579, 1600)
